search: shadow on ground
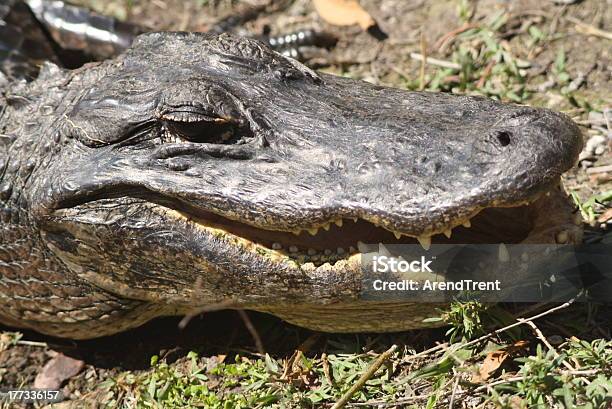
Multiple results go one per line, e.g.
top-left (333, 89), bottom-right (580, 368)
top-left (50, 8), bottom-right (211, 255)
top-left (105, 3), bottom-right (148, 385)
top-left (2, 311), bottom-right (448, 371)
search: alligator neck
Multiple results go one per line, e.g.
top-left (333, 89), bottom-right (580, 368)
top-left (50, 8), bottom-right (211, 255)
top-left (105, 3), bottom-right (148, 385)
top-left (0, 66), bottom-right (73, 284)
top-left (0, 63), bottom-right (79, 212)
top-left (0, 89), bottom-right (45, 213)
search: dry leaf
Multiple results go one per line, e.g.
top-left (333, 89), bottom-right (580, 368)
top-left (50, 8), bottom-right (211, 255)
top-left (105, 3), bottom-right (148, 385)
top-left (313, 0), bottom-right (375, 30)
top-left (477, 349), bottom-right (510, 381)
top-left (281, 350), bottom-right (299, 380)
top-left (322, 352), bottom-right (334, 385)
top-left (34, 353), bottom-right (84, 390)
top-left (472, 340), bottom-right (529, 383)
top-left (598, 208), bottom-right (612, 223)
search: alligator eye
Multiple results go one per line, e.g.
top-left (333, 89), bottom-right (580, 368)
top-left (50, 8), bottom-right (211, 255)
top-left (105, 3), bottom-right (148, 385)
top-left (165, 119), bottom-right (236, 143)
top-left (161, 110), bottom-right (239, 144)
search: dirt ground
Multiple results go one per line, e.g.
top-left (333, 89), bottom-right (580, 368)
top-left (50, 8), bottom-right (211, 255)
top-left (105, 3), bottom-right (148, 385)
top-left (0, 0), bottom-right (610, 408)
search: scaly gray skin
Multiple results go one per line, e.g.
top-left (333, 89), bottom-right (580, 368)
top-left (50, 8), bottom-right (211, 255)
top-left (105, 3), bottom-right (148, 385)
top-left (0, 33), bottom-right (582, 339)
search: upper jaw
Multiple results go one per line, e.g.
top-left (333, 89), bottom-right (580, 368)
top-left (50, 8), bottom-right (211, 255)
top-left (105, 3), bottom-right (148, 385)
top-left (38, 106), bottom-right (580, 241)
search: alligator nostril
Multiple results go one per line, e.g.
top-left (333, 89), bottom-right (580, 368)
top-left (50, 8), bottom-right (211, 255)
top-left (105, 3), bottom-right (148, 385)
top-left (496, 131), bottom-right (511, 147)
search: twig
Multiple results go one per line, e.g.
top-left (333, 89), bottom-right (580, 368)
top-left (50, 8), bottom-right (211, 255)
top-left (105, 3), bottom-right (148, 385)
top-left (348, 394), bottom-right (430, 407)
top-left (178, 299), bottom-right (237, 329)
top-left (586, 165), bottom-right (612, 175)
top-left (410, 53), bottom-right (461, 70)
top-left (331, 344), bottom-right (398, 409)
top-left (322, 353), bottom-right (334, 386)
top-left (513, 299), bottom-right (558, 319)
top-left (476, 60), bottom-right (495, 88)
top-left (454, 297), bottom-right (578, 353)
top-left (357, 367), bottom-right (605, 407)
top-left (561, 369), bottom-right (602, 376)
top-left (449, 372), bottom-right (461, 409)
top-left (566, 16), bottom-right (612, 40)
top-left (474, 375), bottom-right (526, 392)
top-left (518, 319), bottom-right (575, 371)
top-left (402, 342), bottom-right (449, 363)
top-left (512, 286), bottom-right (583, 319)
top-left (419, 33), bottom-right (427, 90)
top-left (349, 378), bottom-right (454, 407)
top-left (348, 299), bottom-right (577, 408)
top-left (435, 23), bottom-right (479, 51)
top-left (390, 65), bottom-right (412, 81)
top-left (151, 0), bottom-right (167, 9)
top-left (237, 310), bottom-right (265, 355)
top-left (475, 368), bottom-right (601, 393)
top-left (15, 340), bottom-right (48, 348)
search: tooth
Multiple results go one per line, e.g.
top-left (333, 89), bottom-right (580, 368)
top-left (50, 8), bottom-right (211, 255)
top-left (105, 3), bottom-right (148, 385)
top-left (310, 255), bottom-right (320, 261)
top-left (357, 241), bottom-right (369, 253)
top-left (324, 249), bottom-right (332, 256)
top-left (417, 236), bottom-right (431, 251)
top-left (335, 219), bottom-right (343, 227)
top-left (307, 227), bottom-right (319, 235)
top-left (292, 229), bottom-right (302, 236)
top-left (272, 242), bottom-right (282, 250)
top-left (555, 231), bottom-right (569, 244)
top-left (322, 223), bottom-right (331, 231)
top-left (289, 246), bottom-right (299, 253)
top-left (498, 243), bottom-right (510, 263)
top-left (443, 229), bottom-right (452, 239)
top-left (307, 248), bottom-right (317, 256)
top-left (349, 246), bottom-right (357, 254)
top-left (352, 218), bottom-right (358, 223)
top-left (462, 220), bottom-right (471, 228)
top-left (393, 231), bottom-right (403, 240)
top-left (337, 247), bottom-right (345, 255)
top-left (378, 243), bottom-right (392, 256)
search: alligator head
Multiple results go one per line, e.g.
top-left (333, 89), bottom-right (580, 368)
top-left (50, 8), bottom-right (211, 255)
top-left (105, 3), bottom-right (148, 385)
top-left (12, 32), bottom-right (582, 336)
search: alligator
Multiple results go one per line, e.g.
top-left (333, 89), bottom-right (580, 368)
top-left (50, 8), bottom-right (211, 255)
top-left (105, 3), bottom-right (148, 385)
top-left (0, 21), bottom-right (584, 338)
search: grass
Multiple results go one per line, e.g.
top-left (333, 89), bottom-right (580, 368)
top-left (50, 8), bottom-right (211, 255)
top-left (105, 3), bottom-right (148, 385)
top-left (572, 191), bottom-right (612, 226)
top-left (393, 0), bottom-right (609, 119)
top-left (3, 303), bottom-right (605, 408)
top-left (493, 341), bottom-right (612, 408)
top-left (30, 300), bottom-right (603, 408)
top-left (403, 10), bottom-right (533, 102)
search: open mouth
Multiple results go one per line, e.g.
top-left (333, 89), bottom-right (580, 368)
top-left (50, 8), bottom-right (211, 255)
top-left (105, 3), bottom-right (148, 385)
top-left (174, 183), bottom-right (578, 269)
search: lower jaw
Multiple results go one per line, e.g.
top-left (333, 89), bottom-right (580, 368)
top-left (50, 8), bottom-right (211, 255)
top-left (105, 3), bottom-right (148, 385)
top-left (250, 187), bottom-right (583, 332)
top-left (162, 185), bottom-right (583, 333)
